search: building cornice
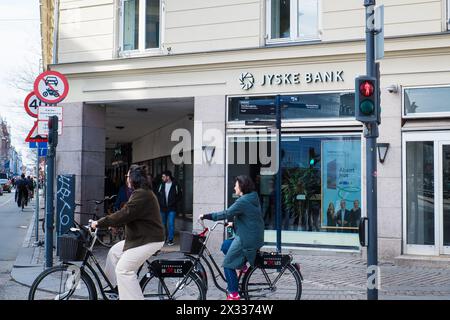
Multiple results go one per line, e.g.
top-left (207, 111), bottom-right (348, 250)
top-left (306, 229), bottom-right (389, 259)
top-left (50, 32), bottom-right (450, 77)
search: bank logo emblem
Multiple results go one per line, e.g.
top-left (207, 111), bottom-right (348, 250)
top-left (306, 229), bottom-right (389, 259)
top-left (239, 72), bottom-right (255, 90)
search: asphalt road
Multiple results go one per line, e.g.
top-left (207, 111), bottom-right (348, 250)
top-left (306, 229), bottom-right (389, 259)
top-left (0, 190), bottom-right (34, 300)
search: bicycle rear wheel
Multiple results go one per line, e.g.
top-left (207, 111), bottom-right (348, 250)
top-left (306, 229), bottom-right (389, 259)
top-left (28, 264), bottom-right (97, 300)
top-left (241, 264), bottom-right (302, 300)
top-left (140, 271), bottom-right (206, 300)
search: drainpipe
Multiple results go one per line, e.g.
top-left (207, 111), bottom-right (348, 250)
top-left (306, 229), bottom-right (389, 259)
top-left (52, 0), bottom-right (59, 65)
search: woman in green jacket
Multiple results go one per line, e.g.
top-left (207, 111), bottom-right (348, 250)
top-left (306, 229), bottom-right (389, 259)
top-left (91, 165), bottom-right (165, 300)
top-left (200, 175), bottom-right (264, 300)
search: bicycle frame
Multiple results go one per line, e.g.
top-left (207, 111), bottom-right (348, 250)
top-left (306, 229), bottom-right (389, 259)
top-left (70, 224), bottom-right (117, 300)
top-left (186, 220), bottom-right (246, 295)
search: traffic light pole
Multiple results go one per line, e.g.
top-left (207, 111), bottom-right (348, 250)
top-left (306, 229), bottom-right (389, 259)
top-left (45, 141), bottom-right (55, 268)
top-left (45, 116), bottom-right (58, 268)
top-left (364, 0), bottom-right (379, 300)
top-left (275, 95), bottom-right (282, 253)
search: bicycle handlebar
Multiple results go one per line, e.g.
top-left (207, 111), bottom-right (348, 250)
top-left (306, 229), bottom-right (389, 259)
top-left (197, 218), bottom-right (224, 232)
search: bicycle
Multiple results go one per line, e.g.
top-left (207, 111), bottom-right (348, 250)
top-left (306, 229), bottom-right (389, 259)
top-left (28, 220), bottom-right (206, 300)
top-left (80, 196), bottom-right (125, 248)
top-left (182, 219), bottom-right (303, 300)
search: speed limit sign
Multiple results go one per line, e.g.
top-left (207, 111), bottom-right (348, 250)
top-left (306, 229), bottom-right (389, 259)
top-left (24, 91), bottom-right (55, 118)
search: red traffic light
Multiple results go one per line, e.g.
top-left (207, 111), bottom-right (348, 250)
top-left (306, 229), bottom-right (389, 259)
top-left (359, 80), bottom-right (374, 97)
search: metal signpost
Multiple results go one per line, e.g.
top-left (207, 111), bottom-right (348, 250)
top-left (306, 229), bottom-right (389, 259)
top-left (29, 142), bottom-right (47, 247)
top-left (31, 70), bottom-right (69, 268)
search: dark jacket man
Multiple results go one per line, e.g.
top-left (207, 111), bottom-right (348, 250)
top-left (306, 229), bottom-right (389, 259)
top-left (157, 180), bottom-right (182, 212)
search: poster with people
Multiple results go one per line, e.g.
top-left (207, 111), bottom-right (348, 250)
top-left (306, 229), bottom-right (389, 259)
top-left (322, 139), bottom-right (361, 231)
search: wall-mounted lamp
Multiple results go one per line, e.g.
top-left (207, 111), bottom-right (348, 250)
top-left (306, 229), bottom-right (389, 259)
top-left (202, 146), bottom-right (216, 164)
top-left (377, 143), bottom-right (390, 164)
top-left (386, 84), bottom-right (399, 94)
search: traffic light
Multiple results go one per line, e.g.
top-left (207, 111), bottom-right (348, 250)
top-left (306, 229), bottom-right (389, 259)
top-left (355, 76), bottom-right (378, 123)
top-left (47, 116), bottom-right (58, 148)
top-left (308, 147), bottom-right (320, 168)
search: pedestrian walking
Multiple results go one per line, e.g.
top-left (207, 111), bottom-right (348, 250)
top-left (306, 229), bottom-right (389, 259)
top-left (156, 170), bottom-right (182, 246)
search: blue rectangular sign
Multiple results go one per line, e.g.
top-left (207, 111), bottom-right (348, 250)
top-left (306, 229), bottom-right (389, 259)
top-left (29, 142), bottom-right (48, 149)
top-left (38, 148), bottom-right (47, 157)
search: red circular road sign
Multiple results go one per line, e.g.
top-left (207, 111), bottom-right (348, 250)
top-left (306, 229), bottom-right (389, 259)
top-left (33, 70), bottom-right (69, 104)
top-left (23, 91), bottom-right (56, 118)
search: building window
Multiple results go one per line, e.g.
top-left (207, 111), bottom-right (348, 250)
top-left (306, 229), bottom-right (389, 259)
top-left (447, 0), bottom-right (450, 30)
top-left (266, 0), bottom-right (320, 44)
top-left (120, 0), bottom-right (163, 54)
top-left (403, 86), bottom-right (450, 118)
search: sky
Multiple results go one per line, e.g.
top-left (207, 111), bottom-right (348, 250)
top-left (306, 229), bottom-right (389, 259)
top-left (0, 0), bottom-right (41, 169)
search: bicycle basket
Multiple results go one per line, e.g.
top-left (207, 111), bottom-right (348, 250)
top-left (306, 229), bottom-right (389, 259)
top-left (255, 252), bottom-right (292, 269)
top-left (58, 229), bottom-right (88, 262)
top-left (151, 259), bottom-right (193, 278)
top-left (179, 231), bottom-right (205, 254)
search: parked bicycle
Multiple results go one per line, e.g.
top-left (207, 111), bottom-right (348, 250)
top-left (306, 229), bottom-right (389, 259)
top-left (28, 220), bottom-right (206, 300)
top-left (181, 219), bottom-right (303, 300)
top-left (80, 195), bottom-right (125, 248)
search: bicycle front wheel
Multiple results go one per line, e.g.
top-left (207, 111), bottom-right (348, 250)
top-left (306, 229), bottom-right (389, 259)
top-left (242, 264), bottom-right (302, 300)
top-left (140, 271), bottom-right (206, 300)
top-left (28, 264), bottom-right (97, 300)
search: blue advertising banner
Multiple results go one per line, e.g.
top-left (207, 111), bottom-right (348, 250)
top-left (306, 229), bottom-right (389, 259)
top-left (322, 139), bottom-right (361, 230)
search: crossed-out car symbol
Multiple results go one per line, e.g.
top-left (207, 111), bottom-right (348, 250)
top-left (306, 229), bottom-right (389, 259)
top-left (44, 76), bottom-right (59, 86)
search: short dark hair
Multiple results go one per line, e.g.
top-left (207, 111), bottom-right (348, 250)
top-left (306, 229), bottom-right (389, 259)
top-left (235, 175), bottom-right (255, 195)
top-left (162, 170), bottom-right (172, 179)
top-left (128, 165), bottom-right (151, 190)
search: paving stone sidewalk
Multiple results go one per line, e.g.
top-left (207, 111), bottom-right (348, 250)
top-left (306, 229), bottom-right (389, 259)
top-left (11, 206), bottom-right (450, 300)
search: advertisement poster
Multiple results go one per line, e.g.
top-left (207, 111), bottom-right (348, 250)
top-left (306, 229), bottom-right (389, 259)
top-left (322, 139), bottom-right (361, 229)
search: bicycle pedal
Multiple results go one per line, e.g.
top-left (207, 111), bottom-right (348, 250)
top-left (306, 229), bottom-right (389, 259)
top-left (105, 292), bottom-right (119, 300)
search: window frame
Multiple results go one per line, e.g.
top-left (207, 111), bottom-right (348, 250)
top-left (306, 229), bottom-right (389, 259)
top-left (118, 0), bottom-right (165, 56)
top-left (265, 0), bottom-right (321, 45)
top-left (447, 0), bottom-right (450, 30)
top-left (402, 84), bottom-right (450, 119)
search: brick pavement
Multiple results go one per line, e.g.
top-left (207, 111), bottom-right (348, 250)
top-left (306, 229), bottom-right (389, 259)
top-left (11, 207), bottom-right (450, 300)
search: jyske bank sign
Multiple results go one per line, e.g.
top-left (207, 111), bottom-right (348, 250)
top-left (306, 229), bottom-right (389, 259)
top-left (239, 70), bottom-right (344, 90)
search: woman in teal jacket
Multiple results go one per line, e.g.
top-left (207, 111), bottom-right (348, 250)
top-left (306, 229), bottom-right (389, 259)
top-left (200, 175), bottom-right (264, 300)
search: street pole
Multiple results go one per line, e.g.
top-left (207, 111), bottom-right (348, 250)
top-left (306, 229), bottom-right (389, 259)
top-left (45, 116), bottom-right (58, 268)
top-left (364, 0), bottom-right (379, 300)
top-left (275, 95), bottom-right (282, 253)
top-left (34, 149), bottom-right (40, 246)
top-left (45, 145), bottom-right (54, 268)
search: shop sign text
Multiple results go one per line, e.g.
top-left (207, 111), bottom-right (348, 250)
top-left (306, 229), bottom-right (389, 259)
top-left (240, 70), bottom-right (344, 90)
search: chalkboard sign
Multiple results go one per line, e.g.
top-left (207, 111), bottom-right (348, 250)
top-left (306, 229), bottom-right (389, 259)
top-left (56, 174), bottom-right (75, 238)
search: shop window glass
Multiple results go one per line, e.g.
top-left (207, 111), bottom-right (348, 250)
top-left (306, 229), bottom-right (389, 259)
top-left (406, 141), bottom-right (435, 245)
top-left (227, 134), bottom-right (361, 249)
top-left (404, 86), bottom-right (450, 117)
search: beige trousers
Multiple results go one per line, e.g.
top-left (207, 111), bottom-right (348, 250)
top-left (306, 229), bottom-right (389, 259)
top-left (104, 240), bottom-right (164, 300)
